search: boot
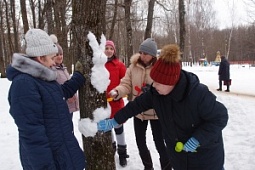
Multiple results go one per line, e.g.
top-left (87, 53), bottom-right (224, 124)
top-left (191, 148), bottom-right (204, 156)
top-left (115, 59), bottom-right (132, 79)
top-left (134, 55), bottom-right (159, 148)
top-left (117, 145), bottom-right (129, 167)
top-left (139, 150), bottom-right (154, 170)
top-left (225, 85), bottom-right (230, 92)
top-left (160, 158), bottom-right (172, 170)
top-left (112, 141), bottom-right (116, 154)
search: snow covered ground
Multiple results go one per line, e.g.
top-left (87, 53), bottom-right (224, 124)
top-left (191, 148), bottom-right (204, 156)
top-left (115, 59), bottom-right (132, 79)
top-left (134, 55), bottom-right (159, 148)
top-left (1, 64), bottom-right (255, 170)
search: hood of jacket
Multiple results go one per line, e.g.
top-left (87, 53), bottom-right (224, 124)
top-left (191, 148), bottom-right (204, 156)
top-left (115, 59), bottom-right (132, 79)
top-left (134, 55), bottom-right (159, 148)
top-left (130, 53), bottom-right (140, 65)
top-left (7, 53), bottom-right (57, 81)
top-left (130, 53), bottom-right (156, 68)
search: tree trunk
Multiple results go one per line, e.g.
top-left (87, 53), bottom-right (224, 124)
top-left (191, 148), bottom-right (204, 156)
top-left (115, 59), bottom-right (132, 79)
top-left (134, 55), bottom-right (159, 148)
top-left (109, 0), bottom-right (118, 40)
top-left (179, 0), bottom-right (185, 66)
top-left (124, 0), bottom-right (133, 66)
top-left (3, 0), bottom-right (13, 63)
top-left (29, 0), bottom-right (36, 28)
top-left (0, 1), bottom-right (6, 77)
top-left (20, 0), bottom-right (29, 34)
top-left (72, 0), bottom-right (115, 169)
top-left (45, 0), bottom-right (54, 34)
top-left (144, 0), bottom-right (156, 39)
top-left (10, 0), bottom-right (19, 52)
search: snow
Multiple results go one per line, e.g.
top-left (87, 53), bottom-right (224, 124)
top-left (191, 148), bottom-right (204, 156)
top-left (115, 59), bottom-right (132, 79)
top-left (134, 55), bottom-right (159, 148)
top-left (1, 64), bottom-right (255, 170)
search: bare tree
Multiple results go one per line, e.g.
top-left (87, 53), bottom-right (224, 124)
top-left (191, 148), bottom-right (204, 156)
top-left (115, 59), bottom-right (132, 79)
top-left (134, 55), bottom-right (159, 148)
top-left (124, 0), bottom-right (133, 66)
top-left (108, 0), bottom-right (118, 40)
top-left (72, 0), bottom-right (115, 169)
top-left (179, 0), bottom-right (186, 59)
top-left (20, 0), bottom-right (29, 33)
top-left (29, 0), bottom-right (36, 28)
top-left (144, 0), bottom-right (156, 39)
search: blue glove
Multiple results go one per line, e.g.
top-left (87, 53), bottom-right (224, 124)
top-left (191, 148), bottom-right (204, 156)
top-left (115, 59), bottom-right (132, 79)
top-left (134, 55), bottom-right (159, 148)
top-left (183, 137), bottom-right (200, 152)
top-left (97, 119), bottom-right (119, 132)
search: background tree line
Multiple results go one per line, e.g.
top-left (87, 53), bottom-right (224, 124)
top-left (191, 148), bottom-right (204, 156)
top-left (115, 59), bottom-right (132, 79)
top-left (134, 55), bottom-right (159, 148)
top-left (1, 0), bottom-right (255, 78)
top-left (1, 0), bottom-right (255, 169)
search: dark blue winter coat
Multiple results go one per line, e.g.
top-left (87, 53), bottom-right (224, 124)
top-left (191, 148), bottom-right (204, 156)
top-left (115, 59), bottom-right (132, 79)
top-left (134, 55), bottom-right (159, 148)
top-left (218, 57), bottom-right (230, 80)
top-left (114, 70), bottom-right (228, 170)
top-left (7, 54), bottom-right (86, 170)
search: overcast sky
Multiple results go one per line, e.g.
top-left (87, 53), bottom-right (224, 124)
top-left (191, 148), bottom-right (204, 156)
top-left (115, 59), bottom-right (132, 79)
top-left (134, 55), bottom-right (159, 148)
top-left (214, 0), bottom-right (251, 29)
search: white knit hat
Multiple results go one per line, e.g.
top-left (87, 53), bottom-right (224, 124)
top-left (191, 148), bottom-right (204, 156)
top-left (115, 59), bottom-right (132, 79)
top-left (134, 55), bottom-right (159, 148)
top-left (25, 29), bottom-right (58, 57)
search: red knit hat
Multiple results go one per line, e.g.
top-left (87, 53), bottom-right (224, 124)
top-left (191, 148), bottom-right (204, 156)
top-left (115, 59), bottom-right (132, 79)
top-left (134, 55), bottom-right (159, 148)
top-left (150, 44), bottom-right (181, 85)
top-left (106, 40), bottom-right (116, 54)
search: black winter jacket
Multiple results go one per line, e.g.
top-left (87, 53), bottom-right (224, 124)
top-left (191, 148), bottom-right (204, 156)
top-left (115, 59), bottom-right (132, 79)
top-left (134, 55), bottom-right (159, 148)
top-left (114, 70), bottom-right (228, 170)
top-left (218, 58), bottom-right (230, 80)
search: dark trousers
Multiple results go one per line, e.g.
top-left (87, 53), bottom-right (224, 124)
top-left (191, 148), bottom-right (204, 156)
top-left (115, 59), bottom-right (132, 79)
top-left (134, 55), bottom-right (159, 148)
top-left (133, 117), bottom-right (169, 162)
top-left (219, 79), bottom-right (229, 91)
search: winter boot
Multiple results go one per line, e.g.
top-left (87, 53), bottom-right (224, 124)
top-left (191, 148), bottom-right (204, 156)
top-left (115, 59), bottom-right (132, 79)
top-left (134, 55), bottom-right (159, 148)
top-left (117, 145), bottom-right (129, 167)
top-left (139, 150), bottom-right (154, 170)
top-left (225, 84), bottom-right (230, 92)
top-left (112, 141), bottom-right (116, 154)
top-left (160, 158), bottom-right (172, 170)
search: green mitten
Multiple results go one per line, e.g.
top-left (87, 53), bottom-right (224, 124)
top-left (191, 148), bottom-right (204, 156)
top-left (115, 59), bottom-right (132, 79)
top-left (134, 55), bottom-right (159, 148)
top-left (75, 61), bottom-right (84, 74)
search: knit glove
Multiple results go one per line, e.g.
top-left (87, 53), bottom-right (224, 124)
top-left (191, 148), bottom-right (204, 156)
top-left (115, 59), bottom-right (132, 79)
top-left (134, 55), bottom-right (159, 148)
top-left (97, 118), bottom-right (119, 132)
top-left (183, 137), bottom-right (200, 152)
top-left (75, 61), bottom-right (84, 74)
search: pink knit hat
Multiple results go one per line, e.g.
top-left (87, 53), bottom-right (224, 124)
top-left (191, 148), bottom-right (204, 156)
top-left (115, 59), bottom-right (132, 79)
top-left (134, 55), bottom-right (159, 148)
top-left (106, 40), bottom-right (116, 54)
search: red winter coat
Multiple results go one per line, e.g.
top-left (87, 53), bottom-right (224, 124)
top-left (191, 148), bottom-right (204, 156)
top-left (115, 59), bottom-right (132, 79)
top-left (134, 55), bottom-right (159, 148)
top-left (105, 58), bottom-right (126, 118)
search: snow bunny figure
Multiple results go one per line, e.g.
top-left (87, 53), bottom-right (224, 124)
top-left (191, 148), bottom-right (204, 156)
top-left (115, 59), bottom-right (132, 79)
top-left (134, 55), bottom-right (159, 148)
top-left (87, 32), bottom-right (110, 93)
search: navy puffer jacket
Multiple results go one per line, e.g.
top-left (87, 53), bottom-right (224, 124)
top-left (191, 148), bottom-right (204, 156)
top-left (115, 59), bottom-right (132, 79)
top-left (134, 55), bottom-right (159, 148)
top-left (7, 54), bottom-right (86, 170)
top-left (114, 70), bottom-right (228, 170)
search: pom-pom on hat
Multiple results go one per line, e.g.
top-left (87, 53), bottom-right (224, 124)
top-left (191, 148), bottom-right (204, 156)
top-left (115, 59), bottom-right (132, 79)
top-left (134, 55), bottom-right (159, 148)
top-left (139, 38), bottom-right (157, 57)
top-left (50, 34), bottom-right (63, 55)
top-left (25, 29), bottom-right (58, 57)
top-left (150, 44), bottom-right (181, 85)
top-left (106, 40), bottom-right (116, 54)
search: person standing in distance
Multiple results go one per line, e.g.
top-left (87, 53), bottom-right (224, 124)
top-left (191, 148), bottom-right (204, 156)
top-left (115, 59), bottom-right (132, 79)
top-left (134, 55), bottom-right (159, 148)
top-left (109, 38), bottom-right (171, 170)
top-left (6, 29), bottom-right (86, 169)
top-left (97, 44), bottom-right (228, 170)
top-left (217, 55), bottom-right (230, 92)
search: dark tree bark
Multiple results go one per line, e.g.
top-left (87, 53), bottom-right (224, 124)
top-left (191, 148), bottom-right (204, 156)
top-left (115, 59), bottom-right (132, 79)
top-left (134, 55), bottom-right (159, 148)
top-left (0, 2), bottom-right (5, 77)
top-left (109, 0), bottom-right (118, 40)
top-left (72, 0), bottom-right (115, 169)
top-left (179, 0), bottom-right (186, 63)
top-left (20, 0), bottom-right (29, 34)
top-left (29, 0), bottom-right (36, 28)
top-left (10, 0), bottom-right (19, 52)
top-left (144, 0), bottom-right (156, 39)
top-left (3, 0), bottom-right (13, 63)
top-left (124, 0), bottom-right (133, 66)
top-left (45, 0), bottom-right (54, 34)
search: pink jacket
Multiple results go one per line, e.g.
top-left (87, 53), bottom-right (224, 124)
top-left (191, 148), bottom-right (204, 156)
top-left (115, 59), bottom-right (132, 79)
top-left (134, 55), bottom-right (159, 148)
top-left (114, 53), bottom-right (158, 120)
top-left (54, 65), bottom-right (79, 113)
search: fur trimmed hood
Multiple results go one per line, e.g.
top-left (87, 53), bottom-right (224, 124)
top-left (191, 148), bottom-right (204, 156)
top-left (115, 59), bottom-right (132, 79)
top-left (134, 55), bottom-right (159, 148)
top-left (130, 53), bottom-right (156, 68)
top-left (8, 53), bottom-right (57, 81)
top-left (130, 53), bottom-right (140, 65)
